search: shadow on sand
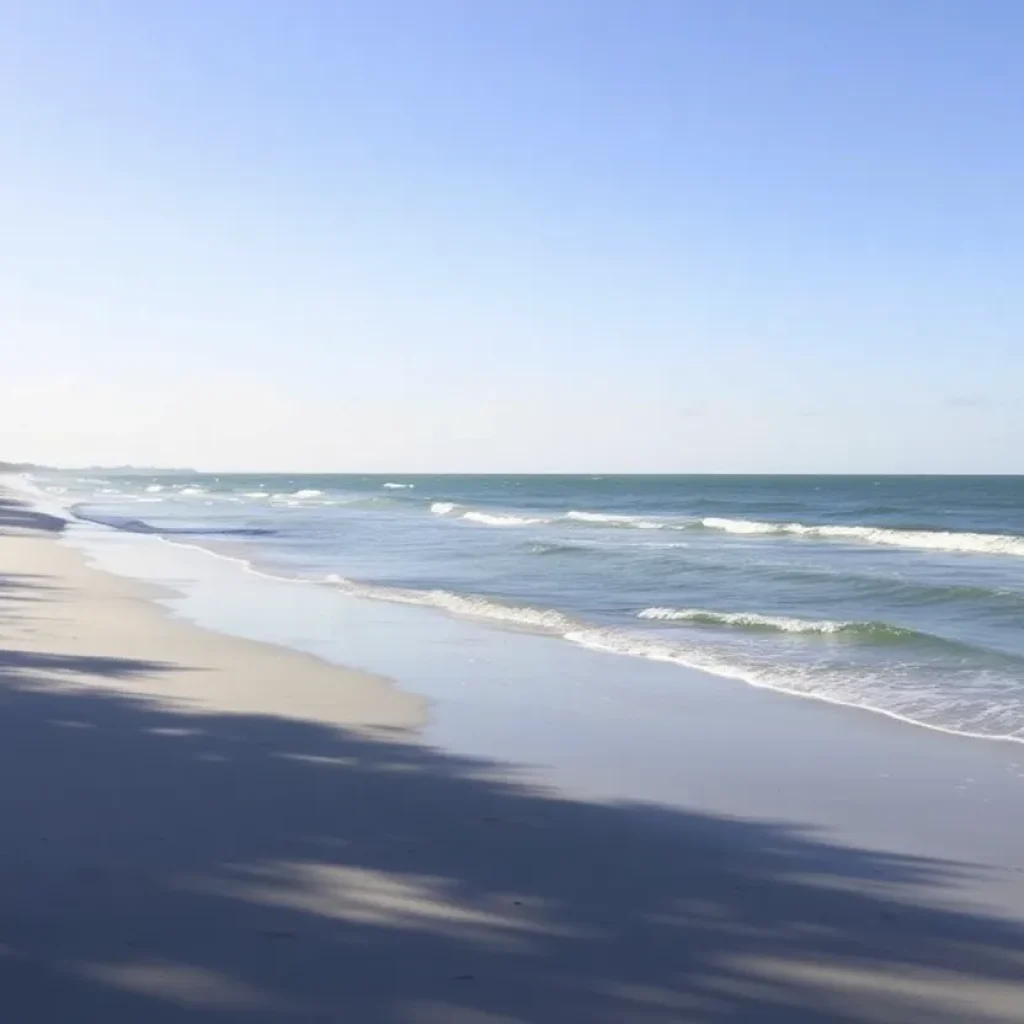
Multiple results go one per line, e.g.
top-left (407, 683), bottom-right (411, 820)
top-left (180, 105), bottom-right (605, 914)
top-left (0, 497), bottom-right (67, 536)
top-left (0, 566), bottom-right (1022, 1022)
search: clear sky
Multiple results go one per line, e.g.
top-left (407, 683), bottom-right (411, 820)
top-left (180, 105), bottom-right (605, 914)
top-left (2, 1), bottom-right (1021, 472)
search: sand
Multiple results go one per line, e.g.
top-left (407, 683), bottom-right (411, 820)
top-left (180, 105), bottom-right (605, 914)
top-left (2, 494), bottom-right (1024, 1023)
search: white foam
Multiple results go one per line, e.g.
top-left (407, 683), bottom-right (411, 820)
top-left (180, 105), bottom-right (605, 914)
top-left (565, 510), bottom-right (641, 524)
top-left (563, 627), bottom-right (1024, 743)
top-left (701, 517), bottom-right (777, 535)
top-left (462, 511), bottom-right (549, 527)
top-left (145, 485), bottom-right (164, 493)
top-left (322, 575), bottom-right (576, 633)
top-left (432, 504), bottom-right (677, 531)
top-left (638, 607), bottom-right (854, 634)
top-left (565, 510), bottom-right (667, 529)
top-left (429, 501), bottom-right (549, 527)
top-left (241, 492), bottom-right (269, 499)
top-left (701, 517), bottom-right (1024, 557)
top-left (293, 489), bottom-right (323, 498)
top-left (383, 482), bottom-right (414, 489)
top-left (177, 487), bottom-right (206, 496)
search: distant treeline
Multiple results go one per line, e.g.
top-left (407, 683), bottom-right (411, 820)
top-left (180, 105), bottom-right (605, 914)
top-left (0, 462), bottom-right (197, 474)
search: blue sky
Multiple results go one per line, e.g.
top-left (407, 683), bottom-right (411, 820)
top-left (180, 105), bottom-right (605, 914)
top-left (2, 1), bottom-right (1021, 471)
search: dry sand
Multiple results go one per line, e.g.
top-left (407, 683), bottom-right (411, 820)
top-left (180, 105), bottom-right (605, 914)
top-left (2, 494), bottom-right (1023, 1023)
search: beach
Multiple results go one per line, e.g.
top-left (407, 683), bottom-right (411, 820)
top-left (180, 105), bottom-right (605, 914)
top-left (3, 489), bottom-right (1024, 1023)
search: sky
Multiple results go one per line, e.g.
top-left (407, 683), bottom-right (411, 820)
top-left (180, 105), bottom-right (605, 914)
top-left (1, 0), bottom-right (1022, 472)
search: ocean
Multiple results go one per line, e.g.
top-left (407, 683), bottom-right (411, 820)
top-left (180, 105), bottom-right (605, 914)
top-left (27, 472), bottom-right (1024, 743)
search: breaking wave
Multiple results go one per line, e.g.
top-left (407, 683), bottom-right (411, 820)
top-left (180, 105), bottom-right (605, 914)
top-left (637, 607), bottom-right (916, 638)
top-left (700, 517), bottom-right (1024, 557)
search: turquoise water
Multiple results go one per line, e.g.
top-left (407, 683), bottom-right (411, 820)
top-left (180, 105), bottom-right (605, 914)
top-left (35, 472), bottom-right (1024, 741)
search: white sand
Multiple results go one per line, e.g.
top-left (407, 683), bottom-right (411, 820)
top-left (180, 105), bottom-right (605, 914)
top-left (2, 494), bottom-right (1023, 1023)
top-left (0, 496), bottom-right (423, 728)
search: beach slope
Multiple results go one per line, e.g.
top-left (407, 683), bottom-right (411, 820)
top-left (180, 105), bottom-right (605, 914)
top-left (1, 495), bottom-right (1023, 1023)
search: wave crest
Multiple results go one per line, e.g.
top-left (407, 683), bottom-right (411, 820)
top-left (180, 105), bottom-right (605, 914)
top-left (700, 517), bottom-right (1024, 557)
top-left (565, 510), bottom-right (668, 530)
top-left (463, 511), bottom-right (548, 527)
top-left (637, 606), bottom-right (912, 638)
top-left (322, 575), bottom-right (576, 632)
top-left (430, 502), bottom-right (547, 526)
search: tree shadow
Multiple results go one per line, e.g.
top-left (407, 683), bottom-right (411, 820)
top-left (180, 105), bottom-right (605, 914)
top-left (0, 643), bottom-right (1022, 1023)
top-left (0, 498), bottom-right (67, 535)
top-left (0, 572), bottom-right (61, 608)
top-left (0, 649), bottom-right (176, 678)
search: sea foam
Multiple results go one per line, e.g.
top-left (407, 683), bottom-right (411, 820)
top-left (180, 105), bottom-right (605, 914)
top-left (700, 517), bottom-right (1024, 557)
top-left (564, 510), bottom-right (668, 529)
top-left (637, 606), bottom-right (908, 636)
top-left (462, 511), bottom-right (549, 527)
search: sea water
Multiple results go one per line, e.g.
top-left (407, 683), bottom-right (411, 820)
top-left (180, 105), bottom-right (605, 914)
top-left (29, 472), bottom-right (1024, 742)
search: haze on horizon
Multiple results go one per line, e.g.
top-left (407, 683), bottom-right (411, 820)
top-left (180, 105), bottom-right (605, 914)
top-left (2, 1), bottom-right (1022, 474)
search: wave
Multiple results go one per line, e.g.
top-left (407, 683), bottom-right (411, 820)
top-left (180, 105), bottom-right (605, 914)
top-left (383, 482), bottom-right (414, 489)
top-left (423, 502), bottom-right (1024, 558)
top-left (431, 503), bottom-right (676, 531)
top-left (428, 501), bottom-right (549, 527)
top-left (322, 575), bottom-right (576, 632)
top-left (565, 510), bottom-right (646, 525)
top-left (71, 505), bottom-right (276, 538)
top-left (177, 486), bottom-right (206, 496)
top-left (145, 485), bottom-right (164, 493)
top-left (463, 510), bottom-right (549, 527)
top-left (311, 574), bottom-right (1024, 741)
top-left (267, 489), bottom-right (325, 502)
top-left (527, 542), bottom-right (594, 556)
top-left (563, 627), bottom-right (1024, 742)
top-left (564, 510), bottom-right (669, 530)
top-left (700, 517), bottom-right (1024, 557)
top-left (637, 606), bottom-right (914, 638)
top-left (701, 517), bottom-right (776, 535)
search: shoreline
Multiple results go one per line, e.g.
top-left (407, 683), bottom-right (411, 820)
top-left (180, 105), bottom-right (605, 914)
top-left (0, 494), bottom-right (425, 731)
top-left (40, 489), bottom-right (1024, 751)
top-left (12, 471), bottom-right (1024, 747)
top-left (4, 492), bottom-right (1024, 1021)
